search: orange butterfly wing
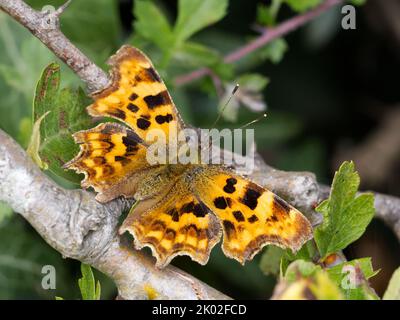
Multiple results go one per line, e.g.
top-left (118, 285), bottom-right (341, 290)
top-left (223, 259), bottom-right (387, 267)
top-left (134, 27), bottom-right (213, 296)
top-left (88, 45), bottom-right (184, 143)
top-left (64, 122), bottom-right (154, 202)
top-left (192, 167), bottom-right (313, 264)
top-left (119, 178), bottom-right (221, 268)
top-left (65, 46), bottom-right (185, 202)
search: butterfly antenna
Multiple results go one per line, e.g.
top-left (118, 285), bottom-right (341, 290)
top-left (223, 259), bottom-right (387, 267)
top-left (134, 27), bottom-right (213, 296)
top-left (239, 113), bottom-right (267, 129)
top-left (211, 84), bottom-right (239, 128)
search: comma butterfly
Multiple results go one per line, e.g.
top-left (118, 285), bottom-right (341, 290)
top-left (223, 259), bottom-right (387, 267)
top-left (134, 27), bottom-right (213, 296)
top-left (65, 45), bottom-right (313, 268)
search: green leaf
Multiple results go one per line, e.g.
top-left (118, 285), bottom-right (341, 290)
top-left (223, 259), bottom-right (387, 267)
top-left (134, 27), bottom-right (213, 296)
top-left (259, 246), bottom-right (284, 276)
top-left (55, 296), bottom-right (64, 300)
top-left (78, 263), bottom-right (99, 300)
top-left (383, 267), bottom-right (400, 300)
top-left (257, 4), bottom-right (276, 27)
top-left (174, 0), bottom-right (229, 43)
top-left (284, 0), bottom-right (323, 12)
top-left (33, 63), bottom-right (92, 184)
top-left (257, 1), bottom-right (282, 26)
top-left (285, 240), bottom-right (317, 261)
top-left (285, 260), bottom-right (320, 283)
top-left (314, 161), bottom-right (375, 259)
top-left (212, 62), bottom-right (235, 81)
top-left (134, 0), bottom-right (173, 51)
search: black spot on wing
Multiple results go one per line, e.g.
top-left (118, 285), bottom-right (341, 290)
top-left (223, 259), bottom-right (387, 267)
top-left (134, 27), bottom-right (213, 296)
top-left (145, 67), bottom-right (162, 82)
top-left (180, 201), bottom-right (195, 214)
top-left (155, 114), bottom-right (173, 124)
top-left (266, 215), bottom-right (279, 223)
top-left (223, 178), bottom-right (237, 194)
top-left (232, 210), bottom-right (245, 222)
top-left (127, 103), bottom-right (139, 112)
top-left (114, 156), bottom-right (131, 165)
top-left (129, 93), bottom-right (138, 101)
top-left (193, 203), bottom-right (208, 218)
top-left (144, 90), bottom-right (171, 109)
top-left (180, 201), bottom-right (209, 218)
top-left (167, 208), bottom-right (180, 222)
top-left (136, 117), bottom-right (151, 130)
top-left (248, 214), bottom-right (259, 223)
top-left (214, 197), bottom-right (228, 209)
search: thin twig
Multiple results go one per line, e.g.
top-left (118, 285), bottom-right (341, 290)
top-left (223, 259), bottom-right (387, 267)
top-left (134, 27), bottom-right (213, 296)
top-left (174, 0), bottom-right (344, 86)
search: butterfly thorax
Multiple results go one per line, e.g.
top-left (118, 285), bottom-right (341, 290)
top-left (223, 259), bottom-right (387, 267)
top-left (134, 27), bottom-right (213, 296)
top-left (133, 162), bottom-right (216, 202)
top-left (133, 163), bottom-right (192, 200)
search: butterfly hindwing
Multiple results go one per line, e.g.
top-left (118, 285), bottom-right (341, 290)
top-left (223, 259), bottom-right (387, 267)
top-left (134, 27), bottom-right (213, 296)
top-left (87, 45), bottom-right (184, 143)
top-left (192, 167), bottom-right (313, 264)
top-left (119, 178), bottom-right (222, 268)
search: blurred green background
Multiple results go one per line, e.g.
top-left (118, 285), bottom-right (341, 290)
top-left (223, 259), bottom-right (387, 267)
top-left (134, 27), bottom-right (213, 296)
top-left (0, 0), bottom-right (399, 299)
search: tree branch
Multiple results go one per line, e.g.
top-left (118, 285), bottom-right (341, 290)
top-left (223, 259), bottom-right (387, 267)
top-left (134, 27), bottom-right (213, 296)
top-left (174, 0), bottom-right (344, 86)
